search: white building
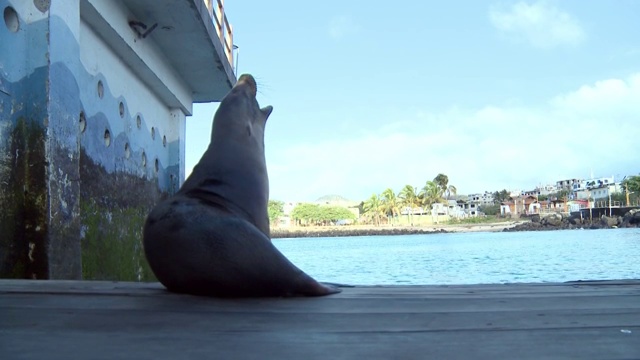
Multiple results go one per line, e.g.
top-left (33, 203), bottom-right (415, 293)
top-left (574, 183), bottom-right (621, 201)
top-left (572, 176), bottom-right (621, 202)
top-left (467, 192), bottom-right (495, 205)
top-left (457, 201), bottom-right (479, 217)
top-left (556, 179), bottom-right (581, 191)
top-left (572, 176), bottom-right (615, 193)
top-left (521, 184), bottom-right (556, 197)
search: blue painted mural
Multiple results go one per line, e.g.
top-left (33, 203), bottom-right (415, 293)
top-left (1, 0), bottom-right (185, 280)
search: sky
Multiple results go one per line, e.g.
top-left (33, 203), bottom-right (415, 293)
top-left (185, 0), bottom-right (640, 203)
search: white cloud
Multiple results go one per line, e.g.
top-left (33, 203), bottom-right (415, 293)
top-left (328, 15), bottom-right (360, 40)
top-left (267, 74), bottom-right (640, 202)
top-left (489, 1), bottom-right (586, 49)
top-left (551, 75), bottom-right (640, 115)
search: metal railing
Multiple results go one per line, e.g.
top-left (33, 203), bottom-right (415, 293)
top-left (204, 0), bottom-right (234, 73)
top-left (538, 208), bottom-right (566, 214)
top-left (590, 200), bottom-right (640, 208)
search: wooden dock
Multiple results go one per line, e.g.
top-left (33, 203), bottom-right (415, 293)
top-left (1, 279), bottom-right (639, 359)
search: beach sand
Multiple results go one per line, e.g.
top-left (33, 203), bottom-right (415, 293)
top-left (271, 220), bottom-right (528, 238)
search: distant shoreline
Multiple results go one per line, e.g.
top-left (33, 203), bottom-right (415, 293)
top-left (271, 221), bottom-right (527, 239)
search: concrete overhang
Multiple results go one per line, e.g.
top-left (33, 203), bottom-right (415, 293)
top-left (81, 0), bottom-right (236, 115)
top-left (125, 0), bottom-right (237, 102)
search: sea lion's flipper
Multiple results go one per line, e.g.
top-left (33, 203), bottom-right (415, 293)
top-left (321, 282), bottom-right (355, 288)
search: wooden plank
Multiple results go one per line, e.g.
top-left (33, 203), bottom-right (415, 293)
top-left (2, 302), bottom-right (639, 332)
top-left (0, 280), bottom-right (639, 359)
top-left (2, 279), bottom-right (639, 296)
top-left (2, 291), bottom-right (640, 313)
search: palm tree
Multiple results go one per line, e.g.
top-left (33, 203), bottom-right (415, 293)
top-left (493, 189), bottom-right (510, 204)
top-left (434, 173), bottom-right (449, 194)
top-left (621, 175), bottom-right (640, 206)
top-left (420, 180), bottom-right (445, 210)
top-left (398, 185), bottom-right (419, 225)
top-left (434, 173), bottom-right (457, 200)
top-left (381, 188), bottom-right (400, 225)
top-left (445, 184), bottom-right (457, 200)
top-left (622, 175), bottom-right (640, 193)
top-left (362, 193), bottom-right (384, 226)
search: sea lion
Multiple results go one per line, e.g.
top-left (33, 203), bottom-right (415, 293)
top-left (143, 74), bottom-right (340, 297)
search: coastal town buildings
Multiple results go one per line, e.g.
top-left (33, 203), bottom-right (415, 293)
top-left (279, 174), bottom-right (635, 225)
top-left (500, 175), bottom-right (628, 217)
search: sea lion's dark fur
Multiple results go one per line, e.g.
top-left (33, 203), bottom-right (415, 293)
top-left (143, 74), bottom-right (340, 297)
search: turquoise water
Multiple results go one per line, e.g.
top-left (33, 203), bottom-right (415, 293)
top-left (273, 228), bottom-right (640, 285)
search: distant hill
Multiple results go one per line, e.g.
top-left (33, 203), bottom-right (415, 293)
top-left (314, 194), bottom-right (359, 207)
top-left (315, 194), bottom-right (351, 203)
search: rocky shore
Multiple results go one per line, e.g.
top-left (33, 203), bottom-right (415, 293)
top-left (272, 227), bottom-right (449, 239)
top-left (269, 210), bottom-right (640, 238)
top-left (270, 221), bottom-right (525, 239)
top-left (503, 209), bottom-right (640, 232)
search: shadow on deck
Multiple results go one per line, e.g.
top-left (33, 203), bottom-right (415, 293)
top-left (1, 279), bottom-right (639, 359)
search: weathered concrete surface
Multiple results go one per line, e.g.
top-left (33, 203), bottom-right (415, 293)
top-left (0, 280), bottom-right (639, 359)
top-left (0, 2), bottom-right (55, 280)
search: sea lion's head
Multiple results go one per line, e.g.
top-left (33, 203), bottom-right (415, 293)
top-left (212, 74), bottom-right (273, 148)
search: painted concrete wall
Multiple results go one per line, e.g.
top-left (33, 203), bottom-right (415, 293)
top-left (1, 0), bottom-right (54, 280)
top-left (0, 0), bottom-right (234, 280)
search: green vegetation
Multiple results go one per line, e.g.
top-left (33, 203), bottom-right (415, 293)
top-left (398, 185), bottom-right (419, 225)
top-left (362, 193), bottom-right (385, 226)
top-left (611, 192), bottom-right (639, 205)
top-left (446, 215), bottom-right (510, 225)
top-left (81, 200), bottom-right (155, 281)
top-left (290, 203), bottom-right (356, 226)
top-left (479, 204), bottom-right (500, 216)
top-left (268, 200), bottom-right (284, 226)
top-left (434, 173), bottom-right (457, 199)
top-left (361, 173), bottom-right (457, 226)
top-left (611, 175), bottom-right (640, 205)
top-left (492, 189), bottom-right (510, 204)
top-left (421, 181), bottom-right (445, 209)
top-left (622, 175), bottom-right (640, 194)
top-left (381, 188), bottom-right (401, 225)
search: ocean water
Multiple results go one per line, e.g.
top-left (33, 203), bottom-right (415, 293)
top-left (272, 228), bottom-right (640, 285)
